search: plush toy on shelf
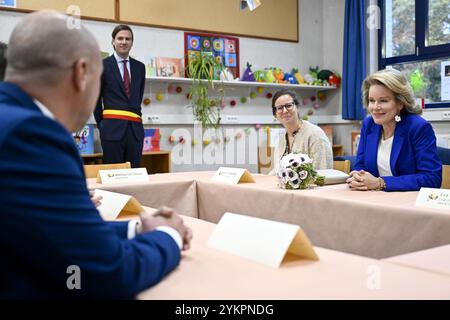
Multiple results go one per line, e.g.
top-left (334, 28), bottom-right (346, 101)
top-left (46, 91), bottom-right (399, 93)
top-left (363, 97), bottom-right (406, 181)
top-left (307, 66), bottom-right (341, 87)
top-left (241, 62), bottom-right (256, 82)
top-left (316, 68), bottom-right (334, 83)
top-left (253, 70), bottom-right (265, 82)
top-left (318, 69), bottom-right (341, 88)
top-left (283, 72), bottom-right (297, 84)
top-left (292, 68), bottom-right (305, 84)
top-left (327, 72), bottom-right (341, 88)
top-left (272, 68), bottom-right (286, 83)
top-left (263, 68), bottom-right (276, 83)
top-left (306, 67), bottom-right (327, 86)
top-left (303, 73), bottom-right (315, 84)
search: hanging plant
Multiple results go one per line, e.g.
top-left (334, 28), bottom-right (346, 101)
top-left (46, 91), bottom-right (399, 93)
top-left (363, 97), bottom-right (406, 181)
top-left (186, 54), bottom-right (224, 128)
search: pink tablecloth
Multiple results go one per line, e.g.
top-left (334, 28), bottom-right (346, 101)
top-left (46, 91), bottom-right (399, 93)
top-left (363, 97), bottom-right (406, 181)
top-left (193, 172), bottom-right (450, 258)
top-left (138, 215), bottom-right (450, 300)
top-left (87, 173), bottom-right (198, 217)
top-left (89, 171), bottom-right (450, 259)
top-left (384, 244), bottom-right (450, 277)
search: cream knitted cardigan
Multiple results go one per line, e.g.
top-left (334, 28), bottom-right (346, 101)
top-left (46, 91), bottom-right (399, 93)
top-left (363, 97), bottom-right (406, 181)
top-left (269, 120), bottom-right (333, 175)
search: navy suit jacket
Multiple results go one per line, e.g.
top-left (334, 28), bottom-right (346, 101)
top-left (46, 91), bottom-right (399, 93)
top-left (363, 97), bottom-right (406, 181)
top-left (94, 55), bottom-right (145, 141)
top-left (0, 82), bottom-right (180, 299)
top-left (354, 113), bottom-right (442, 191)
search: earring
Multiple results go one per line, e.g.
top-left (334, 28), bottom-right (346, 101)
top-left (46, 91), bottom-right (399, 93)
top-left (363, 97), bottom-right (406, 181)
top-left (395, 115), bottom-right (401, 122)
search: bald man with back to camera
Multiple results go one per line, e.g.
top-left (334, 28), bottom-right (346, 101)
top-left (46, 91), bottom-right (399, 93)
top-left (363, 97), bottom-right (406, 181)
top-left (0, 10), bottom-right (192, 299)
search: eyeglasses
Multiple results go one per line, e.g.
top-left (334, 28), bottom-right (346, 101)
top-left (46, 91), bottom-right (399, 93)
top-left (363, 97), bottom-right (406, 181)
top-left (275, 102), bottom-right (295, 113)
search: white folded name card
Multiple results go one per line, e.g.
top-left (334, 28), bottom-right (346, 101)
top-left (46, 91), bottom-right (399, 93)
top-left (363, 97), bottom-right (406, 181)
top-left (94, 189), bottom-right (144, 220)
top-left (207, 212), bottom-right (319, 268)
top-left (211, 167), bottom-right (255, 184)
top-left (414, 187), bottom-right (450, 210)
top-left (97, 168), bottom-right (149, 184)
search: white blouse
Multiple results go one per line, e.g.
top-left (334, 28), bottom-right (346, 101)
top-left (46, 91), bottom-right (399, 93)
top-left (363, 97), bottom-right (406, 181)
top-left (377, 136), bottom-right (393, 177)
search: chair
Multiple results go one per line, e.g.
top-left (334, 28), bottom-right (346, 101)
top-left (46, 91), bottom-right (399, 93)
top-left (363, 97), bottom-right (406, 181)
top-left (84, 162), bottom-right (131, 179)
top-left (258, 147), bottom-right (275, 174)
top-left (333, 155), bottom-right (356, 171)
top-left (437, 147), bottom-right (450, 165)
top-left (258, 127), bottom-right (275, 174)
top-left (333, 160), bottom-right (351, 174)
top-left (436, 147), bottom-right (450, 189)
top-left (442, 165), bottom-right (450, 189)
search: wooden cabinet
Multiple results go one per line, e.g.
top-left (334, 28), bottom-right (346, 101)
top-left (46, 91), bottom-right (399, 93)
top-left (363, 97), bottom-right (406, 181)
top-left (81, 151), bottom-right (171, 174)
top-left (140, 151), bottom-right (171, 173)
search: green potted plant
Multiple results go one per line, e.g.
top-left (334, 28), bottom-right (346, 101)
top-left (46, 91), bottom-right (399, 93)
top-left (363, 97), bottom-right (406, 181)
top-left (186, 54), bottom-right (224, 128)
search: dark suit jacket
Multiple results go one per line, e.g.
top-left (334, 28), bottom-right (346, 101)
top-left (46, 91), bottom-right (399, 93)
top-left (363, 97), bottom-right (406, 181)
top-left (0, 82), bottom-right (180, 299)
top-left (94, 55), bottom-right (145, 141)
top-left (354, 112), bottom-right (442, 191)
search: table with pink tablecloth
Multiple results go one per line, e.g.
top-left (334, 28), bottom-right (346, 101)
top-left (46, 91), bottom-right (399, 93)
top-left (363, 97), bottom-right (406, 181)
top-left (138, 214), bottom-right (450, 300)
top-left (89, 171), bottom-right (450, 259)
top-left (87, 173), bottom-right (198, 217)
top-left (384, 244), bottom-right (450, 277)
top-left (193, 172), bottom-right (450, 259)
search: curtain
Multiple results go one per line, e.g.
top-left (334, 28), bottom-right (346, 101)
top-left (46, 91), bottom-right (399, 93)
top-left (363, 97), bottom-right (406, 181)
top-left (342, 0), bottom-right (367, 120)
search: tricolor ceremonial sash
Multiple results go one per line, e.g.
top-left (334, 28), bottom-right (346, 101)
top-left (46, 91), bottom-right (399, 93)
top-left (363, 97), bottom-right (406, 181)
top-left (103, 109), bottom-right (142, 123)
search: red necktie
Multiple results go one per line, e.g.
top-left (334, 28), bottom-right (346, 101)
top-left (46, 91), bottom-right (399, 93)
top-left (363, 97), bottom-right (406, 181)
top-left (122, 60), bottom-right (131, 99)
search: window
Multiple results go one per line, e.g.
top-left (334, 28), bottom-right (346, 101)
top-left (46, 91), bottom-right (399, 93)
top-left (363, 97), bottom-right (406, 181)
top-left (379, 0), bottom-right (450, 108)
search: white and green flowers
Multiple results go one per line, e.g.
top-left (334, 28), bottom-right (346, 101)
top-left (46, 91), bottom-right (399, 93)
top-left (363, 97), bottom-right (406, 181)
top-left (278, 153), bottom-right (324, 189)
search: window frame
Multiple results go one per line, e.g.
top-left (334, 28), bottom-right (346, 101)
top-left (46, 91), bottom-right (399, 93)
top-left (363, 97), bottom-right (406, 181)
top-left (378, 0), bottom-right (450, 109)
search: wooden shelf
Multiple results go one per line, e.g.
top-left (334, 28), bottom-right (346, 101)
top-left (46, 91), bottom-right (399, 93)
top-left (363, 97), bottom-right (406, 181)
top-left (81, 151), bottom-right (171, 173)
top-left (146, 76), bottom-right (337, 91)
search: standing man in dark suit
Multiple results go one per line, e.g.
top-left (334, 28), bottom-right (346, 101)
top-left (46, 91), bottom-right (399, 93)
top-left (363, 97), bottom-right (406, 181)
top-left (95, 25), bottom-right (146, 168)
top-left (0, 10), bottom-right (191, 299)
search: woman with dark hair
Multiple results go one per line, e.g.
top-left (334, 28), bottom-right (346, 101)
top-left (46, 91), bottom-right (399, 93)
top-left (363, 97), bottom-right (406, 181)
top-left (347, 69), bottom-right (442, 191)
top-left (269, 89), bottom-right (333, 175)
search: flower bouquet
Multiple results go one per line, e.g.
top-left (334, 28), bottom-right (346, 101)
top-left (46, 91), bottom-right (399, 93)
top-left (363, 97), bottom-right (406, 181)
top-left (277, 153), bottom-right (325, 189)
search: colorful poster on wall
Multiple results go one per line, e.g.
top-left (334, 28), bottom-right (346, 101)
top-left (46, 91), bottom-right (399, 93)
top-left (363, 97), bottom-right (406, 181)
top-left (142, 129), bottom-right (160, 152)
top-left (184, 32), bottom-right (240, 80)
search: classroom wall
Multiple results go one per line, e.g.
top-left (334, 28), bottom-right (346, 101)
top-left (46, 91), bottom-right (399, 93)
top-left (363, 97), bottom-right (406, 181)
top-left (0, 0), bottom-right (344, 107)
top-left (0, 0), bottom-right (351, 173)
top-left (15, 2), bottom-right (446, 171)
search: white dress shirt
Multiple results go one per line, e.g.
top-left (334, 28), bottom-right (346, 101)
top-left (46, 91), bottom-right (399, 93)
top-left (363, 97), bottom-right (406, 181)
top-left (113, 52), bottom-right (131, 81)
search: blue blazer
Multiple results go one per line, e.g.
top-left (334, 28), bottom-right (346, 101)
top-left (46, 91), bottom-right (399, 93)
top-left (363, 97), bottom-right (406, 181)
top-left (0, 82), bottom-right (180, 299)
top-left (354, 113), bottom-right (442, 191)
top-left (94, 55), bottom-right (145, 141)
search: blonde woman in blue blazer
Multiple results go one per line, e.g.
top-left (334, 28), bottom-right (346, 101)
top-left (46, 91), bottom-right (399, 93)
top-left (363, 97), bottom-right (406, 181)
top-left (347, 69), bottom-right (442, 191)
